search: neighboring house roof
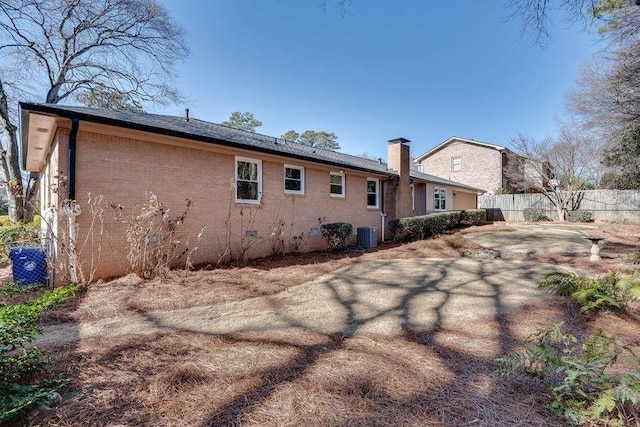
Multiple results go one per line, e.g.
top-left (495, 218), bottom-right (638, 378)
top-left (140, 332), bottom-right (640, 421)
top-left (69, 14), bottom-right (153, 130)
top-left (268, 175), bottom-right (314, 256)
top-left (20, 103), bottom-right (482, 193)
top-left (409, 170), bottom-right (484, 193)
top-left (414, 136), bottom-right (508, 162)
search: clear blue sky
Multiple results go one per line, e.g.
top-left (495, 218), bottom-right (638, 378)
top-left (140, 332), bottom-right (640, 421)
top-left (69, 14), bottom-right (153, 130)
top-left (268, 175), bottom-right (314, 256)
top-left (157, 0), bottom-right (603, 159)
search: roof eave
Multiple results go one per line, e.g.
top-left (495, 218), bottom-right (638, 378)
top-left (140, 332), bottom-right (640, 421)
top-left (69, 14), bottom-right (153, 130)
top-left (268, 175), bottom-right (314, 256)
top-left (19, 102), bottom-right (397, 178)
top-left (409, 172), bottom-right (484, 193)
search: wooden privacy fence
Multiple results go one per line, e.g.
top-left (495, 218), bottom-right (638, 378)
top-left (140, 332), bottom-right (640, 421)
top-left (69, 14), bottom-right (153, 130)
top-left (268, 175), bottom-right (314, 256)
top-left (479, 190), bottom-right (640, 222)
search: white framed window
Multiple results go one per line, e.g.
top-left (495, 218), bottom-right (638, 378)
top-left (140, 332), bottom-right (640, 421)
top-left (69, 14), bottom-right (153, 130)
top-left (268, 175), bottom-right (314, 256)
top-left (284, 165), bottom-right (304, 195)
top-left (451, 157), bottom-right (461, 172)
top-left (235, 156), bottom-right (262, 204)
top-left (330, 172), bottom-right (345, 197)
top-left (366, 178), bottom-right (379, 208)
top-left (434, 187), bottom-right (446, 211)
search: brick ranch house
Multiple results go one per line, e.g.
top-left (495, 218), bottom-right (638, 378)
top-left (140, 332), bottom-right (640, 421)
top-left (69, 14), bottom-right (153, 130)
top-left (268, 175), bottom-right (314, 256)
top-left (413, 136), bottom-right (530, 194)
top-left (20, 103), bottom-right (483, 281)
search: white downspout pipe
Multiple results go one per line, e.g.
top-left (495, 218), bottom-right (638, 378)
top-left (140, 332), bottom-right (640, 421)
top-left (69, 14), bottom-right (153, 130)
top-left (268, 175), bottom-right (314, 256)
top-left (62, 201), bottom-right (81, 283)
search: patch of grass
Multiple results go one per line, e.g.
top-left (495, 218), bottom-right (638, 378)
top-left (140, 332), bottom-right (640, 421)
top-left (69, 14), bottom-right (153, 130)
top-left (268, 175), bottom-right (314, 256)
top-left (1, 284), bottom-right (81, 423)
top-left (0, 282), bottom-right (42, 298)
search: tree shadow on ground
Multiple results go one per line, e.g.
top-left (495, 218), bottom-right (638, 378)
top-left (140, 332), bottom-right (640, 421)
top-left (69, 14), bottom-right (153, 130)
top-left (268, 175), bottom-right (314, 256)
top-left (75, 259), bottom-right (570, 426)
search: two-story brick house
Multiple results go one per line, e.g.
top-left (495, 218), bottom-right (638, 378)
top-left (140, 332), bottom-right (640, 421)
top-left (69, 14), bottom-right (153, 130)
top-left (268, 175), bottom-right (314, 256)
top-left (413, 136), bottom-right (524, 194)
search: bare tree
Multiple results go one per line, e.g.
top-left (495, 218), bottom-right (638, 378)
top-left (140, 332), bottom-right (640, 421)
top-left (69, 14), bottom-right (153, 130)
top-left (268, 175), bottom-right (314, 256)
top-left (0, 0), bottom-right (188, 223)
top-left (568, 2), bottom-right (640, 187)
top-left (76, 87), bottom-right (144, 113)
top-left (320, 0), bottom-right (349, 11)
top-left (508, 0), bottom-right (617, 45)
top-left (569, 5), bottom-right (640, 132)
top-left (507, 127), bottom-right (602, 221)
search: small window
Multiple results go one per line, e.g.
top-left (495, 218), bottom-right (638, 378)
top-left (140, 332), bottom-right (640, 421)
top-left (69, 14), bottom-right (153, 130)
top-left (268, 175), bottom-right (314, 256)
top-left (330, 172), bottom-right (345, 197)
top-left (367, 178), bottom-right (379, 208)
top-left (236, 157), bottom-right (262, 203)
top-left (284, 165), bottom-right (304, 195)
top-left (451, 157), bottom-right (461, 172)
top-left (434, 187), bottom-right (446, 211)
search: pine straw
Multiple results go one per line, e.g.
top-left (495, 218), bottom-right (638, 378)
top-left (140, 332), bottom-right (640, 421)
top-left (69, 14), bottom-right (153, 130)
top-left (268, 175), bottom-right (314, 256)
top-left (19, 222), bottom-right (640, 426)
top-left (29, 298), bottom-right (583, 427)
top-left (41, 333), bottom-right (562, 426)
top-left (53, 229), bottom-right (482, 323)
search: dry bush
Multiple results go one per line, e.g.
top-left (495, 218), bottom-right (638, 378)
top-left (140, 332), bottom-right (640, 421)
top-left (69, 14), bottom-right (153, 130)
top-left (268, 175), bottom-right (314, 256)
top-left (110, 193), bottom-right (201, 280)
top-left (39, 193), bottom-right (105, 285)
top-left (217, 182), bottom-right (265, 264)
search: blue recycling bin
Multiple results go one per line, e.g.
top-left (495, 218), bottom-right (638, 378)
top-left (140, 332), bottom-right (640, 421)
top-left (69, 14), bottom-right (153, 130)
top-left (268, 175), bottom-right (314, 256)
top-left (9, 246), bottom-right (47, 286)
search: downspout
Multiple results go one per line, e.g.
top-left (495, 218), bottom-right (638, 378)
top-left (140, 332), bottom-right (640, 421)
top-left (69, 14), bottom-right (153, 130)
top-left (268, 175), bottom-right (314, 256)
top-left (64, 117), bottom-right (81, 283)
top-left (380, 180), bottom-right (386, 242)
top-left (68, 117), bottom-right (79, 200)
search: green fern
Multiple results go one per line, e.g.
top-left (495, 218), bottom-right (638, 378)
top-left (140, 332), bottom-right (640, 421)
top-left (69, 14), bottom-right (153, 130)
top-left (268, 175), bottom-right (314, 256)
top-left (539, 271), bottom-right (640, 314)
top-left (498, 323), bottom-right (640, 425)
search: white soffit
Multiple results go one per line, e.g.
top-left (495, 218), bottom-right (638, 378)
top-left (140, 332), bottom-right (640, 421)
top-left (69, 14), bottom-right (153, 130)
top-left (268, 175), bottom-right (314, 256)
top-left (25, 113), bottom-right (58, 172)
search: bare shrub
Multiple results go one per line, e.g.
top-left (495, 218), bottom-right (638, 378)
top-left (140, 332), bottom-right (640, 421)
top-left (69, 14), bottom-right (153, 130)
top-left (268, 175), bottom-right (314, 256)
top-left (235, 207), bottom-right (263, 262)
top-left (216, 181), bottom-right (265, 264)
top-left (270, 216), bottom-right (286, 256)
top-left (39, 193), bottom-right (105, 286)
top-left (110, 193), bottom-right (199, 280)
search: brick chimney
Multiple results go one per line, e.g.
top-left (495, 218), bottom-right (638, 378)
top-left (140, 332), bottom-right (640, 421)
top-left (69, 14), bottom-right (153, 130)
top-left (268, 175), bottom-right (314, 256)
top-left (387, 137), bottom-right (412, 219)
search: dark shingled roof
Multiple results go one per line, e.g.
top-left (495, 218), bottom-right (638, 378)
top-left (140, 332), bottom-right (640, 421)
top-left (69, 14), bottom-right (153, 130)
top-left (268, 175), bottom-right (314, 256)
top-left (20, 103), bottom-right (392, 175)
top-left (20, 102), bottom-right (483, 193)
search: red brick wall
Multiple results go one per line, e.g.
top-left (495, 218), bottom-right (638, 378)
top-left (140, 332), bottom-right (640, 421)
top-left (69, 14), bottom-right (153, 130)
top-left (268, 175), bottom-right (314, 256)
top-left (418, 141), bottom-right (503, 193)
top-left (64, 127), bottom-right (385, 279)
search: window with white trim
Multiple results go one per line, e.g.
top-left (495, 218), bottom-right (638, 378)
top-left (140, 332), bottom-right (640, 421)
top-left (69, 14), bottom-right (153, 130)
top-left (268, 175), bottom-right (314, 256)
top-left (330, 172), bottom-right (345, 197)
top-left (434, 187), bottom-right (446, 211)
top-left (235, 157), bottom-right (262, 203)
top-left (366, 178), bottom-right (379, 208)
top-left (284, 165), bottom-right (304, 195)
top-left (451, 157), bottom-right (461, 172)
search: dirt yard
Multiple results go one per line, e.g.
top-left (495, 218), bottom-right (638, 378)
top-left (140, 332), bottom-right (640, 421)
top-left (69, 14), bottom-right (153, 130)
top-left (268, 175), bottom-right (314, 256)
top-left (20, 222), bottom-right (640, 426)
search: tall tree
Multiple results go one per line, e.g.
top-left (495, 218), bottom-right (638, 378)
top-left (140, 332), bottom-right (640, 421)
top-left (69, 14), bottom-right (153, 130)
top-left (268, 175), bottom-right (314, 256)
top-left (281, 129), bottom-right (340, 151)
top-left (281, 130), bottom-right (300, 141)
top-left (220, 111), bottom-right (262, 132)
top-left (297, 130), bottom-right (340, 150)
top-left (506, 127), bottom-right (602, 220)
top-left (599, 128), bottom-right (640, 188)
top-left (0, 0), bottom-right (188, 223)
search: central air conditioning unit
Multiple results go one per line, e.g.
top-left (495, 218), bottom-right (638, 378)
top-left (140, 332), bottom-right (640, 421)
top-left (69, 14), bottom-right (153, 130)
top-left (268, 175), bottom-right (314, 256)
top-left (356, 227), bottom-right (377, 248)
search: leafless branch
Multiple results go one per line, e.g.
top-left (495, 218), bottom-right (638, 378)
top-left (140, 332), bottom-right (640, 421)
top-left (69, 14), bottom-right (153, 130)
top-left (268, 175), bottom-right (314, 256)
top-left (0, 0), bottom-right (188, 223)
